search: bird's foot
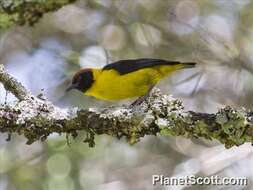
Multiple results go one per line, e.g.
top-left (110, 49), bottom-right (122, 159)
top-left (130, 85), bottom-right (155, 108)
top-left (130, 96), bottom-right (146, 107)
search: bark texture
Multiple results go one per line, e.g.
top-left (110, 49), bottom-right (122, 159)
top-left (0, 0), bottom-right (77, 29)
top-left (0, 64), bottom-right (252, 148)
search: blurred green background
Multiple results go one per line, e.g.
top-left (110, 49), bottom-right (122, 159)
top-left (0, 0), bottom-right (253, 189)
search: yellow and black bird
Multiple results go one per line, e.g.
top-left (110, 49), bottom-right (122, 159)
top-left (66, 58), bottom-right (196, 105)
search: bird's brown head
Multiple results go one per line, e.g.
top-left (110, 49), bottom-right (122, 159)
top-left (66, 69), bottom-right (94, 93)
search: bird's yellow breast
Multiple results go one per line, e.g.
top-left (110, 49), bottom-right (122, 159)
top-left (84, 65), bottom-right (182, 101)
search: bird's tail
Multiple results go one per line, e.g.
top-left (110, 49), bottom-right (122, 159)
top-left (180, 62), bottom-right (196, 69)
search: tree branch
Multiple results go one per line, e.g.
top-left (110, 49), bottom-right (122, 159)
top-left (0, 0), bottom-right (77, 29)
top-left (0, 64), bottom-right (252, 148)
top-left (0, 65), bottom-right (31, 101)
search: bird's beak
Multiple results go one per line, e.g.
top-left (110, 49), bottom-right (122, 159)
top-left (66, 84), bottom-right (76, 92)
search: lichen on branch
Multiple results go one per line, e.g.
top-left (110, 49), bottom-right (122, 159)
top-left (0, 64), bottom-right (30, 100)
top-left (0, 0), bottom-right (77, 29)
top-left (0, 64), bottom-right (253, 148)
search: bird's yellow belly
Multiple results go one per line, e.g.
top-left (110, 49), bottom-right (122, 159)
top-left (85, 69), bottom-right (161, 100)
top-left (87, 83), bottom-right (149, 100)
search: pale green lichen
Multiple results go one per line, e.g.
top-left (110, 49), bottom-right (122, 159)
top-left (158, 107), bottom-right (253, 148)
top-left (0, 11), bottom-right (14, 28)
top-left (0, 0), bottom-right (77, 29)
top-left (215, 107), bottom-right (250, 148)
top-left (0, 82), bottom-right (252, 148)
top-left (153, 93), bottom-right (253, 148)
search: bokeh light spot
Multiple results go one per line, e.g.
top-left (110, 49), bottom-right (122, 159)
top-left (47, 176), bottom-right (74, 190)
top-left (132, 23), bottom-right (162, 46)
top-left (100, 24), bottom-right (126, 50)
top-left (46, 154), bottom-right (71, 178)
top-left (169, 0), bottom-right (199, 35)
top-left (80, 46), bottom-right (107, 68)
top-left (53, 5), bottom-right (88, 34)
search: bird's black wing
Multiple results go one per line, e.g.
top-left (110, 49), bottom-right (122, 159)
top-left (102, 58), bottom-right (181, 75)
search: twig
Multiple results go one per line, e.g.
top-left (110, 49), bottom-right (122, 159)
top-left (0, 64), bottom-right (31, 101)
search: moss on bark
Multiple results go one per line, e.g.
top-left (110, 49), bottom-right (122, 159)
top-left (0, 0), bottom-right (77, 29)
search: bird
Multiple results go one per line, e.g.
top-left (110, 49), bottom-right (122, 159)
top-left (66, 58), bottom-right (196, 105)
